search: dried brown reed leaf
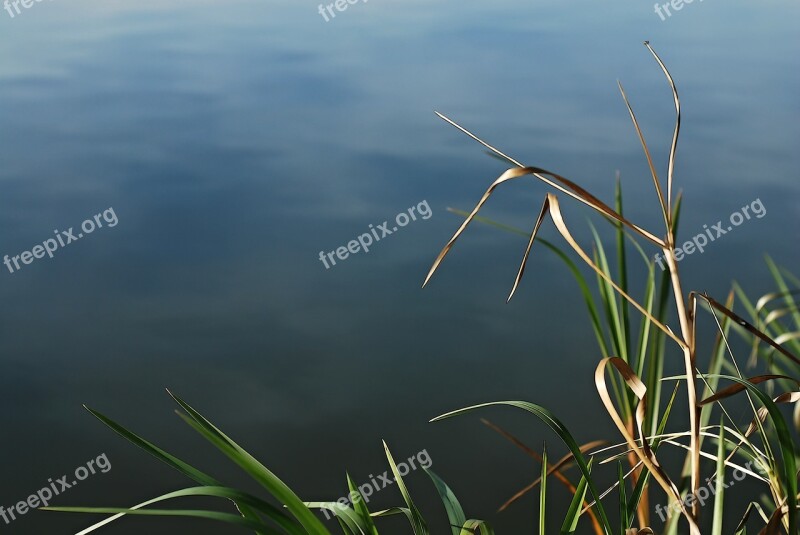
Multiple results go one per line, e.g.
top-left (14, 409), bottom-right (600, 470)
top-left (694, 293), bottom-right (800, 366)
top-left (643, 41), bottom-right (680, 215)
top-left (617, 80), bottom-right (669, 230)
top-left (431, 114), bottom-right (666, 247)
top-left (699, 375), bottom-right (797, 405)
top-left (595, 357), bottom-right (699, 531)
top-left (741, 392), bottom-right (800, 439)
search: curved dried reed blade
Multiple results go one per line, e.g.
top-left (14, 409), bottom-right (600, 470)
top-left (422, 166), bottom-right (536, 288)
top-left (544, 194), bottom-right (684, 348)
top-left (532, 166), bottom-right (664, 246)
top-left (695, 293), bottom-right (800, 366)
top-left (433, 112), bottom-right (665, 246)
top-left (509, 195), bottom-right (551, 302)
top-left (734, 502), bottom-right (771, 532)
top-left (742, 392), bottom-right (800, 437)
top-left (617, 80), bottom-right (669, 230)
top-left (594, 357), bottom-right (699, 531)
top-left (435, 111), bottom-right (523, 167)
top-left (699, 375), bottom-right (797, 405)
top-left (643, 42), bottom-right (680, 215)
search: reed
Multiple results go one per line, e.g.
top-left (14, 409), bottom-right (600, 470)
top-left (424, 42), bottom-right (798, 534)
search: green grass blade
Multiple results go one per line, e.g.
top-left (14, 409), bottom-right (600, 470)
top-left (634, 260), bottom-right (656, 380)
top-left (560, 458), bottom-right (593, 534)
top-left (370, 507), bottom-right (410, 518)
top-left (614, 178), bottom-right (631, 365)
top-left (85, 406), bottom-right (221, 485)
top-left (618, 462), bottom-right (628, 534)
top-left (645, 265), bottom-right (671, 437)
top-left (383, 441), bottom-right (428, 534)
top-left (590, 224), bottom-right (627, 362)
top-left (84, 406), bottom-right (269, 534)
top-left (49, 486), bottom-right (303, 535)
top-left (370, 506), bottom-right (416, 527)
top-left (424, 469), bottom-right (466, 535)
top-left (168, 392), bottom-right (330, 534)
top-left (459, 519), bottom-right (495, 535)
top-left (45, 506), bottom-right (283, 533)
top-left (539, 444), bottom-right (547, 535)
top-left (346, 473), bottom-right (379, 535)
top-left (305, 502), bottom-right (365, 534)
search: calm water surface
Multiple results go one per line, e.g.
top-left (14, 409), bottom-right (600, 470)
top-left (1, 0), bottom-right (798, 532)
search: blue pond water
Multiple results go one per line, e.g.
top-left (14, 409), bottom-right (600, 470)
top-left (0, 0), bottom-right (798, 532)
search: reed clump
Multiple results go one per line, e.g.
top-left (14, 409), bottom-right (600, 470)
top-left (423, 41), bottom-right (799, 535)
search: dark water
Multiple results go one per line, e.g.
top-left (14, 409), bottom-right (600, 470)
top-left (1, 0), bottom-right (798, 533)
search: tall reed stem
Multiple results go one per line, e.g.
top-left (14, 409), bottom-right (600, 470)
top-left (662, 236), bottom-right (700, 534)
